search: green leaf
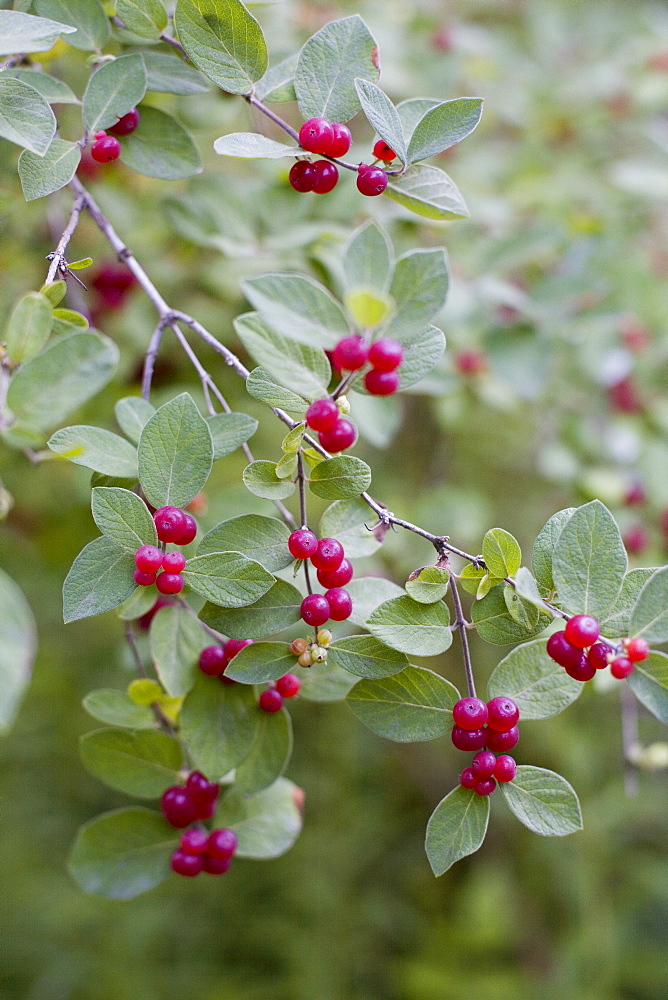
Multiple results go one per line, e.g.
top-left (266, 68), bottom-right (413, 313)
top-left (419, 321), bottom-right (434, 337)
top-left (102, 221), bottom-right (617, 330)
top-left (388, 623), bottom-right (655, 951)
top-left (367, 595), bottom-right (452, 656)
top-left (18, 138), bottom-right (81, 201)
top-left (5, 291), bottom-right (53, 363)
top-left (627, 652), bottom-right (668, 725)
top-left (121, 106), bottom-right (201, 180)
top-left (459, 563), bottom-right (491, 597)
top-left (63, 536), bottom-right (135, 623)
top-left (425, 786), bottom-right (490, 877)
top-left (68, 807), bottom-right (174, 900)
top-left (384, 248), bottom-right (449, 339)
top-left (405, 566), bottom-right (449, 604)
top-left (150, 605), bottom-right (210, 697)
top-left (234, 312), bottom-right (331, 401)
top-left (242, 460), bottom-right (295, 500)
top-left (483, 528), bottom-right (521, 578)
top-left (206, 411), bottom-right (257, 460)
top-left (346, 666), bottom-right (459, 742)
top-left (501, 766), bottom-right (583, 837)
top-left (33, 0), bottom-right (110, 51)
top-left (174, 0), bottom-right (267, 95)
top-left (396, 98), bottom-right (441, 139)
top-left (390, 325), bottom-right (446, 392)
top-left (294, 15), bottom-right (378, 123)
top-left (242, 273), bottom-right (349, 350)
top-left (0, 77), bottom-right (56, 155)
top-left (472, 584), bottom-right (551, 644)
top-left (225, 642), bottom-right (295, 684)
top-left (180, 676), bottom-right (259, 777)
top-left (294, 660), bottom-right (357, 702)
top-left (91, 487), bottom-right (156, 551)
top-left (552, 500), bottom-right (627, 619)
top-left (51, 307), bottom-right (88, 334)
top-left (407, 98), bottom-right (483, 163)
top-left (532, 507), bottom-right (576, 594)
top-left (345, 576), bottom-right (405, 628)
top-left (116, 0), bottom-right (167, 38)
top-left (82, 689), bottom-right (155, 730)
top-left (629, 567), bottom-right (668, 644)
top-left (601, 568), bottom-right (658, 637)
top-left (503, 586), bottom-right (549, 632)
top-left (3, 69), bottom-right (78, 105)
top-left (182, 551), bottom-right (274, 607)
top-left (67, 258), bottom-right (92, 270)
top-left (328, 635), bottom-right (408, 679)
top-left (198, 514), bottom-right (291, 572)
top-left (213, 131), bottom-right (300, 158)
top-left (254, 53), bottom-right (298, 103)
top-left (512, 567), bottom-right (549, 613)
top-left (138, 392), bottom-right (213, 508)
top-left (80, 728), bottom-right (182, 799)
top-left (115, 396), bottom-right (156, 446)
top-left (82, 53), bottom-right (147, 133)
top-left (344, 221), bottom-right (393, 295)
top-left (354, 78), bottom-right (407, 165)
top-left (0, 569), bottom-right (37, 735)
top-left (309, 456), bottom-right (371, 501)
top-left (0, 10), bottom-right (76, 56)
top-left (319, 497), bottom-right (382, 558)
top-left (246, 367), bottom-right (308, 416)
top-left (487, 638), bottom-right (583, 719)
top-left (40, 280), bottom-right (67, 306)
top-left (200, 579), bottom-right (303, 639)
top-left (214, 777), bottom-right (302, 859)
top-left (235, 708), bottom-right (292, 795)
top-left (117, 585), bottom-right (157, 622)
top-left (141, 50), bottom-right (210, 95)
top-left (385, 164), bottom-right (469, 221)
top-left (345, 289), bottom-right (393, 330)
top-left (48, 426), bottom-right (138, 478)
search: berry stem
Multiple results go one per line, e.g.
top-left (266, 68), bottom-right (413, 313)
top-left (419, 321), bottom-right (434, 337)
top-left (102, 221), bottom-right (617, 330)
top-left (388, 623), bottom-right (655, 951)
top-left (448, 569), bottom-right (477, 698)
top-left (123, 622), bottom-right (175, 736)
top-left (296, 452), bottom-right (314, 596)
top-left (245, 94), bottom-right (300, 142)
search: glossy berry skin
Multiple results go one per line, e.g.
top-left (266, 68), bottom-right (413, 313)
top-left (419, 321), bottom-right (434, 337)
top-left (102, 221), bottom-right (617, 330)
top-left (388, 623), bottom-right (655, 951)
top-left (276, 673), bottom-right (301, 698)
top-left (288, 528), bottom-right (318, 559)
top-left (460, 767), bottom-right (477, 789)
top-left (154, 506), bottom-right (188, 543)
top-left (161, 786), bottom-right (197, 828)
top-left (198, 645), bottom-right (227, 676)
top-left (373, 139), bottom-right (397, 161)
top-left (186, 771), bottom-right (219, 805)
top-left (225, 638), bottom-right (253, 660)
top-left (317, 558), bottom-right (353, 589)
top-left (162, 551), bottom-right (186, 573)
top-left (300, 593), bottom-right (330, 627)
top-left (565, 614), bottom-right (600, 648)
top-left (546, 631), bottom-right (586, 670)
top-left (369, 338), bottom-right (403, 372)
top-left (259, 688), bottom-right (284, 713)
top-left (494, 755), bottom-right (517, 783)
top-left (318, 418), bottom-right (357, 453)
top-left (332, 336), bottom-right (369, 371)
top-left (203, 855), bottom-right (232, 875)
top-left (587, 642), bottom-right (610, 670)
top-left (175, 513), bottom-right (197, 545)
top-left (327, 123), bottom-right (352, 158)
top-left (207, 828), bottom-right (238, 859)
top-left (312, 538), bottom-right (344, 572)
top-left (325, 587), bottom-right (353, 621)
top-left (565, 657), bottom-right (596, 682)
top-left (133, 569), bottom-right (156, 587)
top-left (471, 750), bottom-right (497, 780)
top-left (356, 164), bottom-right (388, 196)
top-left (135, 545), bottom-right (163, 574)
top-left (299, 117), bottom-right (334, 154)
top-left (364, 369), bottom-right (400, 396)
top-left (156, 572), bottom-right (184, 595)
top-left (289, 160), bottom-right (316, 192)
top-left (475, 778), bottom-right (497, 797)
top-left (610, 656), bottom-right (634, 679)
top-left (108, 108), bottom-right (140, 135)
top-left (180, 828), bottom-right (209, 855)
top-left (312, 160), bottom-right (339, 194)
top-left (485, 726), bottom-right (519, 753)
top-left (486, 696), bottom-right (520, 733)
top-left (171, 849), bottom-right (203, 877)
top-left (451, 726), bottom-right (487, 752)
top-left (306, 399), bottom-right (339, 432)
top-left (91, 135), bottom-right (121, 162)
top-left (452, 697), bottom-right (489, 732)
top-left (625, 637), bottom-right (650, 662)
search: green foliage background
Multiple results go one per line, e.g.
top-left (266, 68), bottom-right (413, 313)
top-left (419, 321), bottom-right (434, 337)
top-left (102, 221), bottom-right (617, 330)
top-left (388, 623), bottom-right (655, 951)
top-left (2, 0), bottom-right (668, 997)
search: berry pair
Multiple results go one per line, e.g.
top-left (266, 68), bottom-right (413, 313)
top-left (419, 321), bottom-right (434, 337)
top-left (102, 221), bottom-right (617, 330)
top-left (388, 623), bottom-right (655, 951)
top-left (460, 751), bottom-right (517, 796)
top-left (89, 108), bottom-right (140, 164)
top-left (451, 696), bottom-right (520, 753)
top-left (134, 545), bottom-right (187, 594)
top-left (198, 640), bottom-right (253, 683)
top-left (287, 531), bottom-right (353, 626)
top-left (305, 399), bottom-right (356, 453)
top-left (161, 771), bottom-right (220, 828)
top-left (289, 159), bottom-right (339, 194)
top-left (171, 826), bottom-right (237, 878)
top-left (331, 336), bottom-right (404, 396)
top-left (298, 118), bottom-right (352, 158)
top-left (258, 673), bottom-right (301, 713)
top-left (153, 505), bottom-right (197, 545)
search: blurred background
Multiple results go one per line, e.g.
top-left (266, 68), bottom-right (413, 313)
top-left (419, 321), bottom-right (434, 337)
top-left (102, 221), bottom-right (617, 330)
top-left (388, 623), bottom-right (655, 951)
top-left (2, 0), bottom-right (668, 997)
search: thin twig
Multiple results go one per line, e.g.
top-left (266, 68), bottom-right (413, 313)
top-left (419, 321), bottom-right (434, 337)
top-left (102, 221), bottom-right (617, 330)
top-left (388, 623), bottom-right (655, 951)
top-left (296, 452), bottom-right (313, 594)
top-left (45, 192), bottom-right (86, 284)
top-left (449, 569), bottom-right (476, 698)
top-left (124, 622), bottom-right (175, 736)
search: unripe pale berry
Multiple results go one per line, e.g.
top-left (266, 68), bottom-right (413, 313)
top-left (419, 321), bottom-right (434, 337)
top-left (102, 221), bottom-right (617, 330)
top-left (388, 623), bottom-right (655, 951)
top-left (565, 657), bottom-right (596, 682)
top-left (162, 551), bottom-right (186, 573)
top-left (587, 643), bottom-right (610, 670)
top-left (327, 123), bottom-right (352, 157)
top-left (299, 117), bottom-right (334, 154)
top-left (451, 726), bottom-right (487, 751)
top-left (297, 650), bottom-right (313, 668)
top-left (259, 688), bottom-right (284, 712)
top-left (624, 637), bottom-right (650, 662)
top-left (312, 538), bottom-right (344, 571)
top-left (171, 849), bottom-right (203, 876)
top-left (288, 528), bottom-right (318, 559)
top-left (306, 399), bottom-right (339, 432)
top-left (133, 569), bottom-right (156, 587)
top-left (493, 755), bottom-right (517, 782)
top-left (369, 338), bottom-right (403, 372)
top-left (610, 656), bottom-right (634, 679)
top-left (316, 558), bottom-right (353, 589)
top-left (356, 164), bottom-right (388, 196)
top-left (332, 336), bottom-right (369, 371)
top-left (546, 631), bottom-right (585, 670)
top-left (316, 628), bottom-right (333, 646)
top-left (156, 572), bottom-right (184, 595)
top-left (311, 160), bottom-right (339, 194)
top-left (276, 673), bottom-right (301, 698)
top-left (207, 828), bottom-right (238, 859)
top-left (364, 369), bottom-right (400, 395)
top-left (564, 614), bottom-right (600, 648)
top-left (475, 778), bottom-right (497, 796)
top-left (486, 696), bottom-right (520, 732)
top-left (460, 767), bottom-right (477, 789)
top-left (452, 697), bottom-right (489, 731)
top-left (225, 638), bottom-right (253, 660)
top-left (485, 726), bottom-right (519, 753)
top-left (373, 139), bottom-right (397, 161)
top-left (108, 108), bottom-right (140, 135)
top-left (198, 645), bottom-right (227, 676)
top-left (324, 587), bottom-right (353, 621)
top-left (471, 750), bottom-right (496, 780)
top-left (135, 545), bottom-right (163, 574)
top-left (318, 418), bottom-right (357, 453)
top-left (289, 160), bottom-right (316, 192)
top-left (175, 513), bottom-right (198, 545)
top-left (290, 637), bottom-right (309, 656)
top-left (91, 135), bottom-right (121, 162)
top-left (300, 593), bottom-right (330, 627)
top-left (154, 506), bottom-right (188, 543)
top-left (180, 828), bottom-right (209, 855)
top-left (161, 786), bottom-right (197, 828)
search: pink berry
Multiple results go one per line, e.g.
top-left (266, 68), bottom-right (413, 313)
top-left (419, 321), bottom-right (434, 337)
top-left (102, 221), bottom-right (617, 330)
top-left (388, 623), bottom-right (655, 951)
top-left (624, 526), bottom-right (648, 555)
top-left (325, 587), bottom-right (352, 621)
top-left (455, 349), bottom-right (486, 375)
top-left (625, 637), bottom-right (650, 662)
top-left (471, 750), bottom-right (496, 780)
top-left (259, 688), bottom-right (284, 713)
top-left (306, 399), bottom-right (339, 432)
top-left (451, 726), bottom-right (487, 752)
top-left (91, 135), bottom-right (121, 163)
top-left (452, 697), bottom-right (489, 732)
top-left (288, 528), bottom-right (318, 559)
top-left (493, 755), bottom-right (517, 782)
top-left (276, 673), bottom-right (301, 698)
top-left (373, 139), bottom-right (396, 161)
top-left (564, 614), bottom-right (600, 648)
top-left (368, 338), bottom-right (404, 372)
top-left (460, 767), bottom-right (477, 789)
top-left (108, 108), bottom-right (140, 136)
top-left (624, 482), bottom-right (646, 506)
top-left (546, 631), bottom-right (586, 670)
top-left (133, 569), bottom-right (156, 586)
top-left (364, 369), bottom-right (400, 396)
top-left (299, 117), bottom-right (334, 155)
top-left (316, 558), bottom-right (353, 588)
top-left (610, 656), bottom-right (634, 679)
top-left (175, 513), bottom-right (197, 545)
top-left (311, 160), bottom-right (339, 194)
top-left (485, 726), bottom-right (519, 753)
top-left (94, 130), bottom-right (107, 140)
top-left (171, 849), bottom-right (203, 876)
top-left (156, 572), bottom-right (184, 595)
top-left (475, 778), bottom-right (497, 796)
top-left (161, 786), bottom-right (197, 828)
top-left (318, 418), bottom-right (357, 453)
top-left (203, 854), bottom-right (232, 875)
top-left (185, 771), bottom-right (220, 805)
top-left (300, 593), bottom-right (330, 627)
top-left (327, 123), bottom-right (352, 158)
top-left (153, 506), bottom-right (188, 543)
top-left (180, 828), bottom-right (209, 855)
top-left (207, 828), bottom-right (238, 859)
top-left (332, 336), bottom-right (369, 371)
top-left (312, 538), bottom-right (344, 571)
top-left (162, 551), bottom-right (186, 573)
top-left (356, 164), bottom-right (388, 196)
top-left (565, 658), bottom-right (596, 682)
top-left (587, 642), bottom-right (610, 670)
top-left (486, 696), bottom-right (520, 733)
top-left (289, 160), bottom-right (316, 192)
top-left (198, 645), bottom-right (227, 676)
top-left (225, 638), bottom-right (253, 660)
top-left (134, 544), bottom-right (163, 574)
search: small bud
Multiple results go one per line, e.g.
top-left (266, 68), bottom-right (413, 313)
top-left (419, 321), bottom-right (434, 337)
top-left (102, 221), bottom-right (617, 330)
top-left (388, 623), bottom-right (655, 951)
top-left (316, 628), bottom-right (333, 646)
top-left (297, 650), bottom-right (313, 668)
top-left (290, 637), bottom-right (309, 656)
top-left (337, 395), bottom-right (351, 415)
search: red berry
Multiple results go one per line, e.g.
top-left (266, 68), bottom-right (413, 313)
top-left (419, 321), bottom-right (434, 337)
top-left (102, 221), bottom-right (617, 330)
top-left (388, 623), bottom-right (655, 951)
top-left (180, 828), bottom-right (209, 855)
top-left (486, 696), bottom-right (520, 733)
top-left (108, 108), bottom-right (140, 135)
top-left (325, 587), bottom-right (352, 621)
top-left (133, 568), bottom-right (156, 587)
top-left (299, 117), bottom-right (334, 154)
top-left (316, 558), bottom-right (353, 588)
top-left (94, 130), bottom-right (107, 140)
top-left (225, 638), bottom-right (253, 660)
top-left (610, 656), bottom-right (634, 679)
top-left (451, 726), bottom-right (487, 751)
top-left (312, 538), bottom-right (344, 571)
top-left (91, 135), bottom-right (121, 163)
top-left (587, 642), bottom-right (610, 670)
top-left (564, 614), bottom-right (600, 648)
top-left (137, 595), bottom-right (173, 629)
top-left (185, 771), bottom-right (220, 805)
top-left (364, 369), bottom-right (400, 396)
top-left (625, 637), bottom-right (650, 662)
top-left (276, 673), bottom-right (301, 698)
top-left (318, 418), bottom-right (357, 453)
top-left (134, 544), bottom-right (163, 574)
top-left (475, 778), bottom-right (497, 796)
top-left (198, 645), bottom-right (227, 676)
top-left (455, 349), bottom-right (486, 375)
top-left (485, 726), bottom-right (519, 753)
top-left (171, 849), bottom-right (203, 876)
top-left (546, 631), bottom-right (587, 669)
top-left (493, 755), bottom-right (517, 782)
top-left (161, 786), bottom-right (197, 828)
top-left (356, 165), bottom-right (388, 196)
top-left (624, 526), bottom-right (648, 554)
top-left (624, 482), bottom-right (646, 506)
top-left (565, 657), bottom-right (597, 682)
top-left (154, 506), bottom-right (188, 543)
top-left (460, 767), bottom-right (477, 789)
top-left (300, 593), bottom-right (330, 627)
top-left (162, 551), bottom-right (186, 573)
top-left (369, 338), bottom-right (404, 372)
top-left (289, 160), bottom-right (316, 192)
top-left (175, 513), bottom-right (197, 546)
top-left (327, 123), bottom-right (352, 157)
top-left (203, 854), bottom-right (232, 875)
top-left (193, 798), bottom-right (216, 820)
top-left (311, 160), bottom-right (339, 194)
top-left (207, 827), bottom-right (238, 859)
top-left (373, 139), bottom-right (396, 161)
top-left (332, 336), bottom-right (369, 371)
top-left (452, 697), bottom-right (489, 731)
top-left (306, 399), bottom-right (339, 432)
top-left (260, 688), bottom-right (284, 712)
top-left (156, 572), bottom-right (184, 595)
top-left (288, 528), bottom-right (318, 559)
top-left (471, 750), bottom-right (496, 780)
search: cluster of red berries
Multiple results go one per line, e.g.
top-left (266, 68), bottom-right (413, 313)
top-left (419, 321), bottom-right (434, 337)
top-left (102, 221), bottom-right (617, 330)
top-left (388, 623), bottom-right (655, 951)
top-left (451, 695), bottom-right (521, 754)
top-left (289, 117), bottom-right (390, 197)
top-left (162, 771), bottom-right (219, 827)
top-left (460, 750), bottom-right (517, 796)
top-left (90, 108), bottom-right (140, 163)
top-left (132, 506), bottom-right (197, 594)
top-left (546, 614), bottom-right (649, 681)
top-left (288, 530), bottom-right (353, 627)
top-left (198, 640), bottom-right (253, 683)
top-left (171, 826), bottom-right (238, 878)
top-left (258, 673), bottom-right (301, 713)
top-left (330, 336), bottom-right (404, 397)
